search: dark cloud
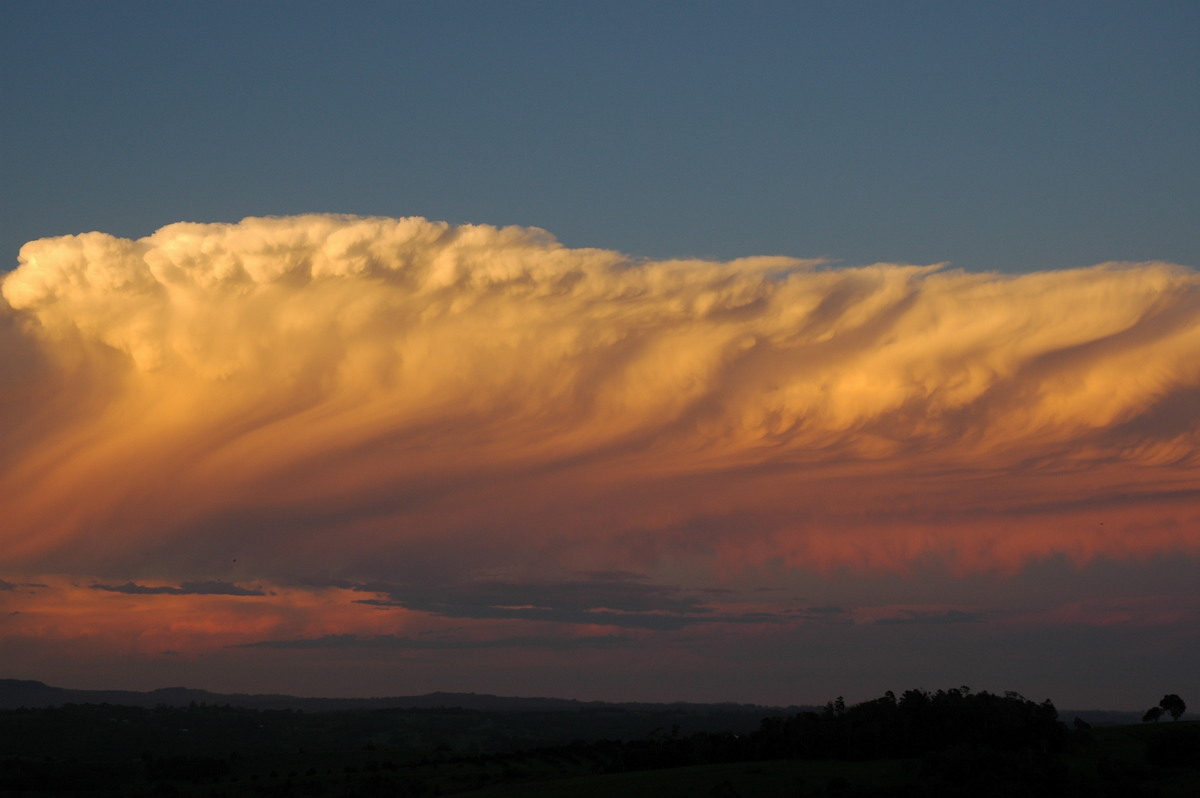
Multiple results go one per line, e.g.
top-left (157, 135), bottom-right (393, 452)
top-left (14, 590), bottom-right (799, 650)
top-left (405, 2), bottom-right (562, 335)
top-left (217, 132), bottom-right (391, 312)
top-left (0, 579), bottom-right (47, 591)
top-left (237, 633), bottom-right (631, 651)
top-left (0, 579), bottom-right (47, 593)
top-left (797, 606), bottom-right (854, 625)
top-left (91, 580), bottom-right (265, 597)
top-left (347, 574), bottom-right (788, 630)
top-left (352, 599), bottom-right (698, 630)
top-left (876, 609), bottom-right (985, 626)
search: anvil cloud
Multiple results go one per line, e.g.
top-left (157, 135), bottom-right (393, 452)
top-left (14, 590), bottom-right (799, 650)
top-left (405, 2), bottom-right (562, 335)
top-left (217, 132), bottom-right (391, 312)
top-left (1, 215), bottom-right (1197, 702)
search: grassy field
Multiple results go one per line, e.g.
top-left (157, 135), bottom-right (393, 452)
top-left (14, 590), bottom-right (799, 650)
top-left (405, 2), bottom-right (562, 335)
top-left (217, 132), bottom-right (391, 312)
top-left (457, 721), bottom-right (1200, 798)
top-left (456, 758), bottom-right (914, 797)
top-left (1, 700), bottom-right (1196, 796)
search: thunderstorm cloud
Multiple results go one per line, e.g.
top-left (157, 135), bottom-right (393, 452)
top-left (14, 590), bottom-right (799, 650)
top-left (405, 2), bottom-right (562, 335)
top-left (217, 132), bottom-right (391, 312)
top-left (1, 215), bottom-right (1197, 589)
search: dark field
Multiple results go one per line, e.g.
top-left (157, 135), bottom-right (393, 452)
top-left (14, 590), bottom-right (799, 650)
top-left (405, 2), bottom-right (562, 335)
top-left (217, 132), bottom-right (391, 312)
top-left (1, 688), bottom-right (1196, 796)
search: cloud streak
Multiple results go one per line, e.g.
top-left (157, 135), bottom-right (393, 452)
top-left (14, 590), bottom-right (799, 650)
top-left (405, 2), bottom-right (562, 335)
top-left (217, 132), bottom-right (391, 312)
top-left (91, 580), bottom-right (265, 597)
top-left (0, 215), bottom-right (1197, 591)
top-left (237, 633), bottom-right (630, 651)
top-left (346, 573), bottom-right (789, 630)
top-left (875, 609), bottom-right (985, 626)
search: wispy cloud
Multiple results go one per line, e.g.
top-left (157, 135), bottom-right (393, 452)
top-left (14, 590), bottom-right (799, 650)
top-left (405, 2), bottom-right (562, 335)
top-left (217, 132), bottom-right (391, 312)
top-left (348, 574), bottom-right (789, 630)
top-left (796, 606), bottom-right (854, 625)
top-left (90, 580), bottom-right (265, 597)
top-left (875, 609), bottom-right (986, 626)
top-left (237, 633), bottom-right (630, 651)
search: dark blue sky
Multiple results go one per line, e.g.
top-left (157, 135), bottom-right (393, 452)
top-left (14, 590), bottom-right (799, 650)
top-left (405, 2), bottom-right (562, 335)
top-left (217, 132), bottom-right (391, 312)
top-left (3, 1), bottom-right (1197, 271)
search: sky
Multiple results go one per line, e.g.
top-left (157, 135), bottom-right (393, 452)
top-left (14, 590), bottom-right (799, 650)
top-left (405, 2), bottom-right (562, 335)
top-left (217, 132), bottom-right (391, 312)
top-left (0, 1), bottom-right (1197, 711)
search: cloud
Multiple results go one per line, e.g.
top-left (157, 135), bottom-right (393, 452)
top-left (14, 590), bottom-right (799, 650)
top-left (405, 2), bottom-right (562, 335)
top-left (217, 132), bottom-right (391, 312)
top-left (347, 573), bottom-right (790, 630)
top-left (797, 606), bottom-right (854, 625)
top-left (0, 577), bottom-right (414, 656)
top-left (875, 609), bottom-right (986, 625)
top-left (0, 573), bottom-right (790, 668)
top-left (1010, 596), bottom-right (1200, 628)
top-left (237, 633), bottom-right (630, 651)
top-left (0, 215), bottom-right (1197, 585)
top-left (90, 580), bottom-right (265, 596)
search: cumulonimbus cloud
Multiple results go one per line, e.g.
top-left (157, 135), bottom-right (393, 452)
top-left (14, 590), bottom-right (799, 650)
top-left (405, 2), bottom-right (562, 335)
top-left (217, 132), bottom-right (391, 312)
top-left (1, 215), bottom-right (1197, 582)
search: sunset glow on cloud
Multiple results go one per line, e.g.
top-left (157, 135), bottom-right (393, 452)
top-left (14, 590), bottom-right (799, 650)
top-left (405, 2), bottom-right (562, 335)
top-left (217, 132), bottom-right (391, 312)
top-left (2, 216), bottom-right (1198, 704)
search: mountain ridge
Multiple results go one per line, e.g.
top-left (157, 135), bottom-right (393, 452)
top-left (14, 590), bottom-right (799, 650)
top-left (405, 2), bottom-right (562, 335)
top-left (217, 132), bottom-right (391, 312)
top-left (0, 678), bottom-right (791, 714)
top-left (0, 678), bottom-right (1152, 725)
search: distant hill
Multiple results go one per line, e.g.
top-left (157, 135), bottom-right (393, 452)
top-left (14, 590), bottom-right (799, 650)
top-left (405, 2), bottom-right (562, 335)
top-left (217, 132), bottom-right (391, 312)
top-left (2, 680), bottom-right (1195, 796)
top-left (0, 679), bottom-right (1169, 726)
top-left (0, 678), bottom-right (793, 714)
top-left (1064, 708), bottom-right (1157, 727)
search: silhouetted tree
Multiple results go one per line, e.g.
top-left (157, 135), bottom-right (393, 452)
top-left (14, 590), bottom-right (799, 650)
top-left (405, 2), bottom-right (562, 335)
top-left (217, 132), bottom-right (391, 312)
top-left (1142, 706), bottom-right (1164, 723)
top-left (1159, 694), bottom-right (1186, 721)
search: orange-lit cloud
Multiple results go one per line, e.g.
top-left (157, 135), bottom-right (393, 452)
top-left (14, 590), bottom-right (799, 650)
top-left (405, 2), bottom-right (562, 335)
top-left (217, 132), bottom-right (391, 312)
top-left (0, 573), bottom-right (776, 659)
top-left (0, 215), bottom-right (1197, 591)
top-left (0, 576), bottom-right (407, 656)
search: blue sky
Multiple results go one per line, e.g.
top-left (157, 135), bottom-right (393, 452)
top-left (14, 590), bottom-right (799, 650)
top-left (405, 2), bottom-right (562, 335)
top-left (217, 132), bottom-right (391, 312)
top-left (3, 1), bottom-right (1196, 272)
